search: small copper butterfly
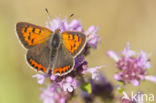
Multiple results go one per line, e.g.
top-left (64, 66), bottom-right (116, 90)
top-left (16, 22), bottom-right (86, 76)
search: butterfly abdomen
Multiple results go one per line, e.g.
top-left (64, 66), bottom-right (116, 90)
top-left (50, 48), bottom-right (57, 63)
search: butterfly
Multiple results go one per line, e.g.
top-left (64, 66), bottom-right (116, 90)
top-left (16, 22), bottom-right (86, 76)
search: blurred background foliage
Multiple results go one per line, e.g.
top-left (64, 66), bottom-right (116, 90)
top-left (0, 0), bottom-right (156, 103)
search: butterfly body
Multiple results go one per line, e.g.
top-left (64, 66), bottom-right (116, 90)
top-left (49, 29), bottom-right (61, 67)
top-left (16, 22), bottom-right (86, 76)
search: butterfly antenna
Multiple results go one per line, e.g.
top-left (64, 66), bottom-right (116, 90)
top-left (70, 13), bottom-right (74, 18)
top-left (45, 8), bottom-right (52, 27)
top-left (45, 8), bottom-right (52, 21)
top-left (67, 13), bottom-right (74, 21)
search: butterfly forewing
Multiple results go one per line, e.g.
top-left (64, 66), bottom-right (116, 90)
top-left (62, 31), bottom-right (86, 57)
top-left (16, 22), bottom-right (52, 49)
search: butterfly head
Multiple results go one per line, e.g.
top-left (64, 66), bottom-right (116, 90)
top-left (55, 28), bottom-right (61, 34)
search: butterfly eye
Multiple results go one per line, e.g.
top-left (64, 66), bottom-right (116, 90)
top-left (55, 28), bottom-right (61, 32)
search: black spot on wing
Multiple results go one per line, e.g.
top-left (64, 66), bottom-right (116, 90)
top-left (39, 30), bottom-right (41, 34)
top-left (73, 44), bottom-right (76, 48)
top-left (28, 32), bottom-right (31, 40)
top-left (40, 68), bottom-right (44, 72)
top-left (35, 66), bottom-right (38, 69)
top-left (24, 27), bottom-right (28, 33)
top-left (31, 39), bottom-right (34, 44)
top-left (56, 71), bottom-right (59, 73)
top-left (32, 28), bottom-right (35, 33)
top-left (78, 36), bottom-right (80, 41)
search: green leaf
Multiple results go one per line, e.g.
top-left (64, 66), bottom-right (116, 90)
top-left (80, 83), bottom-right (92, 94)
top-left (118, 88), bottom-right (125, 93)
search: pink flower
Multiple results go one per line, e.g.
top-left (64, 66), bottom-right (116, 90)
top-left (137, 51), bottom-right (152, 69)
top-left (107, 43), bottom-right (153, 86)
top-left (32, 74), bottom-right (46, 84)
top-left (86, 66), bottom-right (103, 80)
top-left (50, 75), bottom-right (57, 81)
top-left (40, 84), bottom-right (69, 103)
top-left (60, 76), bottom-right (78, 92)
top-left (46, 18), bottom-right (83, 32)
top-left (145, 76), bottom-right (156, 83)
top-left (85, 26), bottom-right (100, 49)
top-left (40, 86), bottom-right (55, 103)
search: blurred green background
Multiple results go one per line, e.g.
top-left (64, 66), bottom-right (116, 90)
top-left (0, 0), bottom-right (156, 103)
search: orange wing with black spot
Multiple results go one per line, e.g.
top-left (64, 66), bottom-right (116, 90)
top-left (62, 31), bottom-right (86, 57)
top-left (16, 22), bottom-right (52, 49)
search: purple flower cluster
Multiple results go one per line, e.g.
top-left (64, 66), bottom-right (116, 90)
top-left (33, 18), bottom-right (101, 103)
top-left (107, 43), bottom-right (156, 86)
top-left (40, 84), bottom-right (69, 103)
top-left (31, 18), bottom-right (156, 103)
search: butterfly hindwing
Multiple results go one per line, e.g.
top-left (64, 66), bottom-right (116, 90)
top-left (62, 31), bottom-right (86, 57)
top-left (26, 43), bottom-right (50, 73)
top-left (52, 44), bottom-right (74, 76)
top-left (16, 22), bottom-right (52, 49)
